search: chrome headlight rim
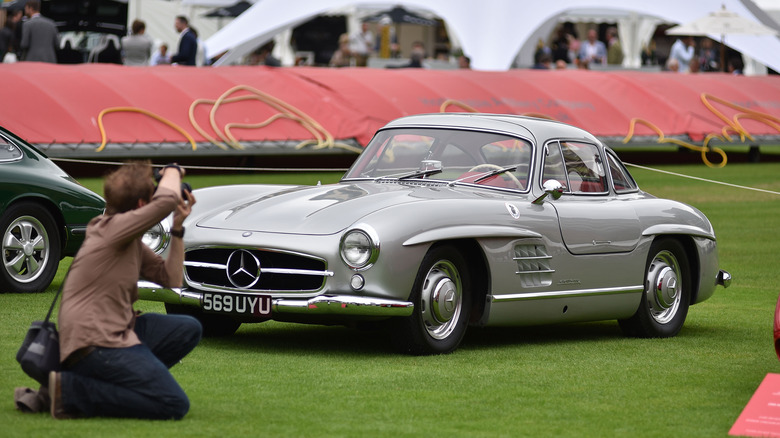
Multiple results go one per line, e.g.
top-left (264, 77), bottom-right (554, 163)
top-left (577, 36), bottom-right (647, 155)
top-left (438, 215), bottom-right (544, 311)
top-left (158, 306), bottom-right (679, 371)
top-left (142, 216), bottom-right (172, 254)
top-left (340, 225), bottom-right (380, 271)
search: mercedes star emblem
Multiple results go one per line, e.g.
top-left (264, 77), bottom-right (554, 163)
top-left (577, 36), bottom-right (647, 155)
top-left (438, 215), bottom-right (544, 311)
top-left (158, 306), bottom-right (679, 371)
top-left (226, 249), bottom-right (261, 289)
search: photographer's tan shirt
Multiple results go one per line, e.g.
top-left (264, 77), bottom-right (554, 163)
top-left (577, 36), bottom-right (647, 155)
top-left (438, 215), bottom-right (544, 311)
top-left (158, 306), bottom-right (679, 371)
top-left (58, 187), bottom-right (184, 362)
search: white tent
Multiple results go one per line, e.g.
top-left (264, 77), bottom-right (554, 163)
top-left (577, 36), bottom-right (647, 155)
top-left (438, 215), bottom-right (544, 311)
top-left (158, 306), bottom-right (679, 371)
top-left (202, 0), bottom-right (780, 72)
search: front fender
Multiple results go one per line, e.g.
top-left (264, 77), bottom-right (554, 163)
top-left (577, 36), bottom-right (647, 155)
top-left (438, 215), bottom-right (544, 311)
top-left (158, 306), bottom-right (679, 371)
top-left (403, 225), bottom-right (542, 246)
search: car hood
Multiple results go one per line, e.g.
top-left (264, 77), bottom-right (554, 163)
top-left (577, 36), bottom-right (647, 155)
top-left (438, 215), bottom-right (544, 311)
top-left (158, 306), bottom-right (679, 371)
top-left (196, 182), bottom-right (454, 235)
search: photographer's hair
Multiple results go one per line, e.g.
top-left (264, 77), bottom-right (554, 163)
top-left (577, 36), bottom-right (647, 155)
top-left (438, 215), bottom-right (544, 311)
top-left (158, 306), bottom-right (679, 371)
top-left (103, 161), bottom-right (155, 215)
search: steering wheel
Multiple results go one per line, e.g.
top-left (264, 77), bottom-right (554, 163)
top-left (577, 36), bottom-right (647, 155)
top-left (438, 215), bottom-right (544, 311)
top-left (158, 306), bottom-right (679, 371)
top-left (467, 164), bottom-right (523, 189)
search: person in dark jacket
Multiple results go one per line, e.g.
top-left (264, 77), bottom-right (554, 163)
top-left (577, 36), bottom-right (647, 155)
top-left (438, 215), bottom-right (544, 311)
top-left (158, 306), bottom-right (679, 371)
top-left (171, 15), bottom-right (197, 66)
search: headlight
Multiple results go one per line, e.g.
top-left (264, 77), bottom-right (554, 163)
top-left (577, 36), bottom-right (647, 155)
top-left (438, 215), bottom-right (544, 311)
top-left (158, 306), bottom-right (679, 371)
top-left (143, 217), bottom-right (172, 254)
top-left (340, 227), bottom-right (379, 270)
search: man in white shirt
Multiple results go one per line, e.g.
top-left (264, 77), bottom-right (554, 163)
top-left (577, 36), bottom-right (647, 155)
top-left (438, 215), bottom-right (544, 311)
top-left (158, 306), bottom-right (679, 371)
top-left (667, 37), bottom-right (695, 73)
top-left (350, 22), bottom-right (374, 67)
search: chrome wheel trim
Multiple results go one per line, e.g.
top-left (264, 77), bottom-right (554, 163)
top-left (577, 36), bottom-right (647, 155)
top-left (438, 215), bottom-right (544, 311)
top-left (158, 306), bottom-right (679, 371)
top-left (645, 250), bottom-right (681, 325)
top-left (2, 215), bottom-right (50, 284)
top-left (420, 259), bottom-right (463, 340)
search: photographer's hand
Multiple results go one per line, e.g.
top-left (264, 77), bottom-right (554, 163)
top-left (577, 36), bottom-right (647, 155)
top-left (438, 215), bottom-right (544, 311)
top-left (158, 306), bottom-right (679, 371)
top-left (173, 189), bottom-right (196, 231)
top-left (157, 163), bottom-right (185, 198)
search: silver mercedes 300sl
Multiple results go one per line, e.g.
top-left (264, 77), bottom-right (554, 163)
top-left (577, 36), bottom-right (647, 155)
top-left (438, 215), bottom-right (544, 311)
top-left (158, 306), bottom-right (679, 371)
top-left (139, 113), bottom-right (731, 355)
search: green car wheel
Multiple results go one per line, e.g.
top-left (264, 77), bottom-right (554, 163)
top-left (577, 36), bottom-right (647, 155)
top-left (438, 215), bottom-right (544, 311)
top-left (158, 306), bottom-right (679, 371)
top-left (0, 202), bottom-right (61, 293)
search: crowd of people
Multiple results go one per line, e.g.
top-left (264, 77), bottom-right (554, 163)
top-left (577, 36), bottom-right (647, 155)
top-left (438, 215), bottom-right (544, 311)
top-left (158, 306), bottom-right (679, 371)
top-left (664, 35), bottom-right (742, 74)
top-left (0, 3), bottom-right (203, 67)
top-left (535, 22), bottom-right (742, 75)
top-left (0, 5), bottom-right (747, 74)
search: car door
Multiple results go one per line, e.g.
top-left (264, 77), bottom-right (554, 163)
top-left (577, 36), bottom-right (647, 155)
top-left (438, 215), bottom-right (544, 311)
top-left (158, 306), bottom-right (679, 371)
top-left (542, 140), bottom-right (641, 255)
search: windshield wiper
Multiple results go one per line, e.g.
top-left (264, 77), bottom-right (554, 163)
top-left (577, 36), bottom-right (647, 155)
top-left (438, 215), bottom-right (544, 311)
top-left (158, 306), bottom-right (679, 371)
top-left (449, 164), bottom-right (519, 186)
top-left (474, 165), bottom-right (519, 183)
top-left (397, 168), bottom-right (443, 180)
top-left (373, 168), bottom-right (443, 181)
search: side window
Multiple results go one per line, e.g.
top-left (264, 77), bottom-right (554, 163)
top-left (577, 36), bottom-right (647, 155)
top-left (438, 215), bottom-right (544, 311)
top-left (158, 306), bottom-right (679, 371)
top-left (559, 141), bottom-right (607, 194)
top-left (607, 151), bottom-right (638, 192)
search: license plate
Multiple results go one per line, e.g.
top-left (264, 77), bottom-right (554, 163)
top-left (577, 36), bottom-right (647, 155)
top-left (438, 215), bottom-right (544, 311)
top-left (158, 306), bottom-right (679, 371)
top-left (202, 292), bottom-right (271, 317)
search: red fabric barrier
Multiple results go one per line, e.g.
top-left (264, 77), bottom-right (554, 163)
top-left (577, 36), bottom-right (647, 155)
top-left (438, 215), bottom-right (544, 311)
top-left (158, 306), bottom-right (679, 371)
top-left (2, 63), bottom-right (779, 149)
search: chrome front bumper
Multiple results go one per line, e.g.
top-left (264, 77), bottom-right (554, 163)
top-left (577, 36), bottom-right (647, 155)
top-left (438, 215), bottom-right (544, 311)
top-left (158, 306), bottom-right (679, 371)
top-left (717, 270), bottom-right (732, 288)
top-left (137, 281), bottom-right (414, 317)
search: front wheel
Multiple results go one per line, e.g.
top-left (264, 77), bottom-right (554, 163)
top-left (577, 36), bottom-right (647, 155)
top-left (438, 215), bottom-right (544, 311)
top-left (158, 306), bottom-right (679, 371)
top-left (0, 202), bottom-right (61, 293)
top-left (619, 238), bottom-right (691, 338)
top-left (392, 245), bottom-right (472, 355)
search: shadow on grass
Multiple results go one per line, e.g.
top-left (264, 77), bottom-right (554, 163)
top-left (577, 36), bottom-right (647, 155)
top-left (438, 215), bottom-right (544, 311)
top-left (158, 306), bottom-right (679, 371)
top-left (196, 317), bottom-right (723, 356)
top-left (200, 322), bottom-right (398, 356)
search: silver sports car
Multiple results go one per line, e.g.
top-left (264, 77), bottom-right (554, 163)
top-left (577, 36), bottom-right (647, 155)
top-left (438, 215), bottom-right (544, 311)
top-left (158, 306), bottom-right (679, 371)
top-left (139, 113), bottom-right (731, 354)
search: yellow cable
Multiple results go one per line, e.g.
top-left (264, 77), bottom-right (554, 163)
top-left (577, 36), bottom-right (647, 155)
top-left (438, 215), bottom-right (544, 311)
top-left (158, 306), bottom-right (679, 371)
top-left (96, 107), bottom-right (197, 152)
top-left (622, 118), bottom-right (726, 168)
top-left (439, 99), bottom-right (478, 113)
top-left (189, 85), bottom-right (362, 153)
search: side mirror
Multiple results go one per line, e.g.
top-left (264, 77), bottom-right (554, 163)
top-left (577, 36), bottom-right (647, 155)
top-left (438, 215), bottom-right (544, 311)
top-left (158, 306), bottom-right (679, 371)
top-left (532, 180), bottom-right (564, 205)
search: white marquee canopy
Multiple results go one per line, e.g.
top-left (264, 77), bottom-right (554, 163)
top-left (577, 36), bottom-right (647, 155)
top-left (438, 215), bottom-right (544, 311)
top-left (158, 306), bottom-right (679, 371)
top-left (202, 0), bottom-right (780, 72)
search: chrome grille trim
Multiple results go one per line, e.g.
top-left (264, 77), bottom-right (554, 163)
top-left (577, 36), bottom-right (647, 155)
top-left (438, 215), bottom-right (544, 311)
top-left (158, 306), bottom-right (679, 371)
top-left (183, 246), bottom-right (331, 293)
top-left (184, 261), bottom-right (333, 277)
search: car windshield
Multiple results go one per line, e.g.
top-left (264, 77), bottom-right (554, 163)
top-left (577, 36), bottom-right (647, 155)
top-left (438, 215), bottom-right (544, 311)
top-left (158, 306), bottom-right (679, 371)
top-left (343, 128), bottom-right (532, 191)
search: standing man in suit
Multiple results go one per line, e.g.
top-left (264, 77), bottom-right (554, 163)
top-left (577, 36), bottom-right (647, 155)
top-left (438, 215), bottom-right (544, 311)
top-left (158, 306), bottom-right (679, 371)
top-left (20, 0), bottom-right (58, 63)
top-left (170, 15), bottom-right (197, 66)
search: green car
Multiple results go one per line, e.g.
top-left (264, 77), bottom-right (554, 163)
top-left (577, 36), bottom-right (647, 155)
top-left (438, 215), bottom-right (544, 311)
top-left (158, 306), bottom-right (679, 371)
top-left (0, 128), bottom-right (104, 293)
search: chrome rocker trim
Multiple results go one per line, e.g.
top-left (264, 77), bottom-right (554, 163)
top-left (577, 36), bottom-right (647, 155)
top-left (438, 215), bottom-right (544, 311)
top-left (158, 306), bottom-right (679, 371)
top-left (137, 280), bottom-right (414, 317)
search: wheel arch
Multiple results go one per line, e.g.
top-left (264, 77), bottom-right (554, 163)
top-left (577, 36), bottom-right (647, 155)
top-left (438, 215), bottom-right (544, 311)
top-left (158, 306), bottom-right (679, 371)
top-left (4, 195), bottom-right (66, 259)
top-left (426, 238), bottom-right (490, 327)
top-left (648, 233), bottom-right (701, 304)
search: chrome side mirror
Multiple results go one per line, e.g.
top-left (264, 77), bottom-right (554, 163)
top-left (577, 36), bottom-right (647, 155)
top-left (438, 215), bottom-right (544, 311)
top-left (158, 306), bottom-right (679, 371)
top-left (532, 180), bottom-right (564, 205)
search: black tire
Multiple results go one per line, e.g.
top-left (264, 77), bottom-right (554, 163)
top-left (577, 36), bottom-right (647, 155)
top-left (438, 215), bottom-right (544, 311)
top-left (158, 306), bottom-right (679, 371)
top-left (0, 202), bottom-right (61, 293)
top-left (392, 245), bottom-right (472, 355)
top-left (619, 238), bottom-right (691, 338)
top-left (165, 303), bottom-right (242, 337)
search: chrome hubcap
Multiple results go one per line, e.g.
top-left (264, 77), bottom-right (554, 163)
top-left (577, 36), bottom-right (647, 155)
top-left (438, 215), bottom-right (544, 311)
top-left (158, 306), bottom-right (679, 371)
top-left (420, 260), bottom-right (462, 340)
top-left (3, 216), bottom-right (49, 283)
top-left (645, 250), bottom-right (681, 324)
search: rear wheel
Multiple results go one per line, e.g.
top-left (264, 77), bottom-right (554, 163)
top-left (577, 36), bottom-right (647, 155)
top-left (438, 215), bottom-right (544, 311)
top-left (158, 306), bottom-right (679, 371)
top-left (0, 202), bottom-right (61, 293)
top-left (619, 238), bottom-right (691, 338)
top-left (392, 245), bottom-right (471, 355)
top-left (165, 303), bottom-right (242, 337)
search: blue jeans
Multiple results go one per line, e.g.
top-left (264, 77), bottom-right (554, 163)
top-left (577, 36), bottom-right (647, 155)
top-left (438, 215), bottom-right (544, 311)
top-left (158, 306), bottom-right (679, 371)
top-left (60, 313), bottom-right (202, 419)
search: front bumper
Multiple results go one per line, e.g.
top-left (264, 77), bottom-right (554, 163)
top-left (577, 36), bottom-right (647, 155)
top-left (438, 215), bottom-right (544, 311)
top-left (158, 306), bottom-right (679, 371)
top-left (137, 281), bottom-right (414, 317)
top-left (717, 269), bottom-right (732, 288)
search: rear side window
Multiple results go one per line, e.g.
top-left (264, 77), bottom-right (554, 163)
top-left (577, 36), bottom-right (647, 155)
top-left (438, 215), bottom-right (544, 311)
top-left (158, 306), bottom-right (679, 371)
top-left (607, 151), bottom-right (638, 192)
top-left (0, 136), bottom-right (22, 162)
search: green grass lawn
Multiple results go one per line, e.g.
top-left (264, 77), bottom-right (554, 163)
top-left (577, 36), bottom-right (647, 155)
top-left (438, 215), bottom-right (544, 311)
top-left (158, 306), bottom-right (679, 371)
top-left (1, 162), bottom-right (779, 437)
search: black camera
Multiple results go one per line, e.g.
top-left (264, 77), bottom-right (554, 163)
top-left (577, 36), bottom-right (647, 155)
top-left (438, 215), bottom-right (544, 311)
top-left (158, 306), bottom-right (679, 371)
top-left (154, 164), bottom-right (191, 199)
top-left (180, 182), bottom-right (192, 199)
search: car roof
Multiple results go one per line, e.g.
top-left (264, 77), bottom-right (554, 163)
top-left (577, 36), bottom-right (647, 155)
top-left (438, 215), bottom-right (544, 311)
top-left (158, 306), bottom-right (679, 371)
top-left (382, 113), bottom-right (600, 145)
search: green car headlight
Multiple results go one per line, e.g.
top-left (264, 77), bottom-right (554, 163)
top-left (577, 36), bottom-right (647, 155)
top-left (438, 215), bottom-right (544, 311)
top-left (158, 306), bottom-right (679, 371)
top-left (142, 219), bottom-right (171, 255)
top-left (340, 227), bottom-right (379, 270)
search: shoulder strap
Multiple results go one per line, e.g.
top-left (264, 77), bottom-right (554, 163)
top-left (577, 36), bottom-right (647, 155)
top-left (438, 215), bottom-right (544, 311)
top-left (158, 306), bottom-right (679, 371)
top-left (43, 281), bottom-right (63, 323)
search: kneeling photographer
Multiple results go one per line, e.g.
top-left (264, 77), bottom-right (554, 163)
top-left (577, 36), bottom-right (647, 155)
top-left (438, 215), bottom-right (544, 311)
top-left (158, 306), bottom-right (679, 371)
top-left (51, 161), bottom-right (201, 420)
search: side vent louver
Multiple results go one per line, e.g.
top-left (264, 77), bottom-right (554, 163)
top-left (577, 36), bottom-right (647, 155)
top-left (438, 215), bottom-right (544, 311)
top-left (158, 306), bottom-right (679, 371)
top-left (514, 244), bottom-right (554, 287)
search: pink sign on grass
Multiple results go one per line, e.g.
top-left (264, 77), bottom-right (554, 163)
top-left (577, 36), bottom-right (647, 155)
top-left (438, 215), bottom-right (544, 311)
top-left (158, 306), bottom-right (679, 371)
top-left (730, 373), bottom-right (780, 437)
